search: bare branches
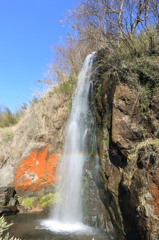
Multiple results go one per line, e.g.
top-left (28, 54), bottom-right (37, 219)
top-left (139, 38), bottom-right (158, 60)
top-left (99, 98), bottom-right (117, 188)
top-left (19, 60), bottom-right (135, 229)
top-left (131, 0), bottom-right (150, 34)
top-left (66, 0), bottom-right (159, 47)
top-left (44, 0), bottom-right (159, 88)
top-left (46, 31), bottom-right (97, 84)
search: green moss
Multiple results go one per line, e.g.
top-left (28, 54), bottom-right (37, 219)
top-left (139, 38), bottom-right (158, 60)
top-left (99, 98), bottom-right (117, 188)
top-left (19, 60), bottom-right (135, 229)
top-left (23, 199), bottom-right (33, 207)
top-left (18, 196), bottom-right (35, 208)
top-left (18, 192), bottom-right (63, 209)
top-left (104, 138), bottom-right (110, 147)
top-left (81, 176), bottom-right (89, 195)
top-left (95, 84), bottom-right (102, 97)
top-left (39, 192), bottom-right (62, 208)
top-left (40, 199), bottom-right (54, 207)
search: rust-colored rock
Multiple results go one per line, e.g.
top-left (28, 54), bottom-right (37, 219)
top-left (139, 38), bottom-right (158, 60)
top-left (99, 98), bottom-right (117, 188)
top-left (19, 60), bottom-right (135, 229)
top-left (14, 146), bottom-right (58, 191)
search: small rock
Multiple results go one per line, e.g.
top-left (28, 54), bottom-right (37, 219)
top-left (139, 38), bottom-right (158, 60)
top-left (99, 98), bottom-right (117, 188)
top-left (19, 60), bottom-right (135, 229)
top-left (0, 206), bottom-right (19, 216)
top-left (0, 187), bottom-right (15, 206)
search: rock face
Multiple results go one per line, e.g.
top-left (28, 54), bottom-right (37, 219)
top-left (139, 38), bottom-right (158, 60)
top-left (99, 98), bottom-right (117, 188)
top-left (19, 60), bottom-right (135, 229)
top-left (0, 53), bottom-right (159, 238)
top-left (0, 187), bottom-right (16, 206)
top-left (0, 187), bottom-right (18, 216)
top-left (0, 88), bottom-right (72, 210)
top-left (93, 64), bottom-right (159, 240)
top-left (0, 206), bottom-right (18, 216)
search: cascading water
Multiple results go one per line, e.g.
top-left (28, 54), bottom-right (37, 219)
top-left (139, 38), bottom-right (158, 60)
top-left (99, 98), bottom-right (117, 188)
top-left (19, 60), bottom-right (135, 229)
top-left (41, 52), bottom-right (96, 232)
top-left (40, 52), bottom-right (117, 240)
top-left (52, 52), bottom-right (96, 225)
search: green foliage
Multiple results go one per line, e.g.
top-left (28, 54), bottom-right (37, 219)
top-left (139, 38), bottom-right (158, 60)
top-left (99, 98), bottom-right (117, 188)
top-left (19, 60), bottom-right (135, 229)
top-left (0, 217), bottom-right (12, 235)
top-left (104, 138), bottom-right (110, 147)
top-left (0, 107), bottom-right (18, 128)
top-left (3, 133), bottom-right (14, 142)
top-left (29, 97), bottom-right (40, 106)
top-left (81, 176), bottom-right (89, 195)
top-left (54, 77), bottom-right (76, 95)
top-left (39, 192), bottom-right (62, 207)
top-left (0, 96), bottom-right (40, 129)
top-left (18, 196), bottom-right (34, 208)
top-left (0, 103), bottom-right (28, 129)
top-left (0, 216), bottom-right (21, 240)
top-left (22, 199), bottom-right (33, 207)
top-left (18, 193), bottom-right (63, 209)
top-left (99, 27), bottom-right (159, 104)
top-left (95, 84), bottom-right (102, 97)
top-left (138, 85), bottom-right (152, 112)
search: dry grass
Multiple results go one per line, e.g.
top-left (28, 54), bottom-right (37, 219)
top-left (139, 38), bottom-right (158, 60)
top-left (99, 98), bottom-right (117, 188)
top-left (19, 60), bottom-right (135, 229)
top-left (0, 82), bottom-right (73, 165)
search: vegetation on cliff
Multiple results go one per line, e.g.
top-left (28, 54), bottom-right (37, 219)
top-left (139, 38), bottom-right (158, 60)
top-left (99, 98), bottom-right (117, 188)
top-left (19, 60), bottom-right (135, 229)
top-left (0, 1), bottom-right (159, 239)
top-left (1, 0), bottom-right (158, 131)
top-left (43, 0), bottom-right (159, 116)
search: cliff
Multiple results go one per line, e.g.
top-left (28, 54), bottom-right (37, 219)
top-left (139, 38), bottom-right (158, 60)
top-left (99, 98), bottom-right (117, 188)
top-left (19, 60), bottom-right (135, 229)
top-left (0, 86), bottom-right (72, 211)
top-left (93, 51), bottom-right (159, 240)
top-left (0, 48), bottom-right (159, 239)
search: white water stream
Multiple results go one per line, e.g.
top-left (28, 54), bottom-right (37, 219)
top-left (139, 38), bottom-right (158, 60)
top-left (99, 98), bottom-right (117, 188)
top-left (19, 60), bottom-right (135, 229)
top-left (41, 52), bottom-right (96, 232)
top-left (40, 53), bottom-right (117, 240)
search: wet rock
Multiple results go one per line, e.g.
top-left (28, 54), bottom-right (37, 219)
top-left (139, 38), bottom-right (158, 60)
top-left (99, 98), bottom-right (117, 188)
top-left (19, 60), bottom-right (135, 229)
top-left (8, 197), bottom-right (18, 206)
top-left (0, 187), bottom-right (15, 206)
top-left (0, 206), bottom-right (19, 216)
top-left (112, 84), bottom-right (142, 152)
top-left (93, 72), bottom-right (159, 240)
top-left (0, 88), bottom-right (70, 208)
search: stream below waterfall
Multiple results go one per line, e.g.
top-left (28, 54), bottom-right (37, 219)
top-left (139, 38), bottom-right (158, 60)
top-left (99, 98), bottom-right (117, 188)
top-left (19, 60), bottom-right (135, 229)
top-left (6, 214), bottom-right (117, 240)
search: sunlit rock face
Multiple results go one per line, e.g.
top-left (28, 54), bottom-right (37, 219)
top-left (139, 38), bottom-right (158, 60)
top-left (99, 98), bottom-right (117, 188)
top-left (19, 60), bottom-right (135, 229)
top-left (92, 52), bottom-right (159, 240)
top-left (14, 146), bottom-right (58, 191)
top-left (0, 53), bottom-right (106, 228)
top-left (0, 89), bottom-right (71, 211)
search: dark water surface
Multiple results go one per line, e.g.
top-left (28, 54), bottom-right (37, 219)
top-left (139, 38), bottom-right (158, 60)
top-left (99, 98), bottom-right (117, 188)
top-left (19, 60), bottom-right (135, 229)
top-left (6, 213), bottom-right (117, 240)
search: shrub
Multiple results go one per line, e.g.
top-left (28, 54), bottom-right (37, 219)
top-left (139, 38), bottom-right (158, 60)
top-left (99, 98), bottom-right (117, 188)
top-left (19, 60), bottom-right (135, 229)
top-left (0, 107), bottom-right (18, 128)
top-left (54, 77), bottom-right (76, 95)
top-left (0, 216), bottom-right (21, 240)
top-left (98, 27), bottom-right (159, 94)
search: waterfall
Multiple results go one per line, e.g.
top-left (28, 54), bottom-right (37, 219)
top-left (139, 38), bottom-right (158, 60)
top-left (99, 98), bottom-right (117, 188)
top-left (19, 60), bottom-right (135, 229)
top-left (41, 52), bottom-right (97, 232)
top-left (52, 52), bottom-right (95, 225)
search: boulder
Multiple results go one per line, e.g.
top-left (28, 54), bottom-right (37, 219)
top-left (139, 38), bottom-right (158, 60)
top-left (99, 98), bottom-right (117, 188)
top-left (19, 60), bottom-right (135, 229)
top-left (0, 206), bottom-right (18, 216)
top-left (0, 187), bottom-right (15, 206)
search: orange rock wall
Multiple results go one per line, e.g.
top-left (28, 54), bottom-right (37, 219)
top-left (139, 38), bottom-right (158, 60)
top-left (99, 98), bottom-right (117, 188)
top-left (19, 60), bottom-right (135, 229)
top-left (14, 146), bottom-right (58, 191)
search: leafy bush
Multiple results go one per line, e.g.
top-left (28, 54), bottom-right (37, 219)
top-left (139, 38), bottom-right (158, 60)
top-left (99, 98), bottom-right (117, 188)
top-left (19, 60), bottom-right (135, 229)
top-left (99, 27), bottom-right (159, 91)
top-left (39, 192), bottom-right (62, 208)
top-left (0, 103), bottom-right (29, 129)
top-left (0, 107), bottom-right (18, 128)
top-left (54, 77), bottom-right (76, 95)
top-left (0, 216), bottom-right (21, 240)
top-left (3, 133), bottom-right (14, 142)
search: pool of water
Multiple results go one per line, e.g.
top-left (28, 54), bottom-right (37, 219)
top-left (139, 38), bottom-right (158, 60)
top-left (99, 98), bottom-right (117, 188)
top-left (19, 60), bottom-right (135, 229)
top-left (6, 213), bottom-right (117, 240)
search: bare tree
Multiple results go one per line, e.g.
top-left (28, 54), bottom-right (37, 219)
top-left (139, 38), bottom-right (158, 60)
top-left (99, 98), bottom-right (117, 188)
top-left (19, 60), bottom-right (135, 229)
top-left (41, 0), bottom-right (159, 89)
top-left (66, 0), bottom-right (159, 46)
top-left (46, 31), bottom-right (98, 84)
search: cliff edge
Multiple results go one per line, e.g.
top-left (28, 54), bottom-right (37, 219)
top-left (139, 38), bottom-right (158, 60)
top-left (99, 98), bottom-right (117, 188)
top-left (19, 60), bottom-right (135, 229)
top-left (93, 50), bottom-right (159, 240)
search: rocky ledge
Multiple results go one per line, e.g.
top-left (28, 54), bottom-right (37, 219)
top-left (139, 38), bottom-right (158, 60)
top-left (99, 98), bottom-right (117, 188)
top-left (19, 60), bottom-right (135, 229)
top-left (0, 187), bottom-right (19, 216)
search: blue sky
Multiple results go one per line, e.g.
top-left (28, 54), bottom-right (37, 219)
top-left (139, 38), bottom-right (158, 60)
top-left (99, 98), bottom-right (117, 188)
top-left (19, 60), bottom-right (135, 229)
top-left (0, 0), bottom-right (76, 112)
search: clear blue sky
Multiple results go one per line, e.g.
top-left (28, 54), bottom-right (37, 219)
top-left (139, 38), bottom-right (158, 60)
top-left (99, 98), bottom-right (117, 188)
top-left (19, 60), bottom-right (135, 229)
top-left (0, 0), bottom-right (76, 112)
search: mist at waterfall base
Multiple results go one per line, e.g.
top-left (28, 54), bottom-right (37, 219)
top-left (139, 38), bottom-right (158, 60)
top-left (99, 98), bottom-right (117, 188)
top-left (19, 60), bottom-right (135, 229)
top-left (39, 53), bottom-right (116, 239)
